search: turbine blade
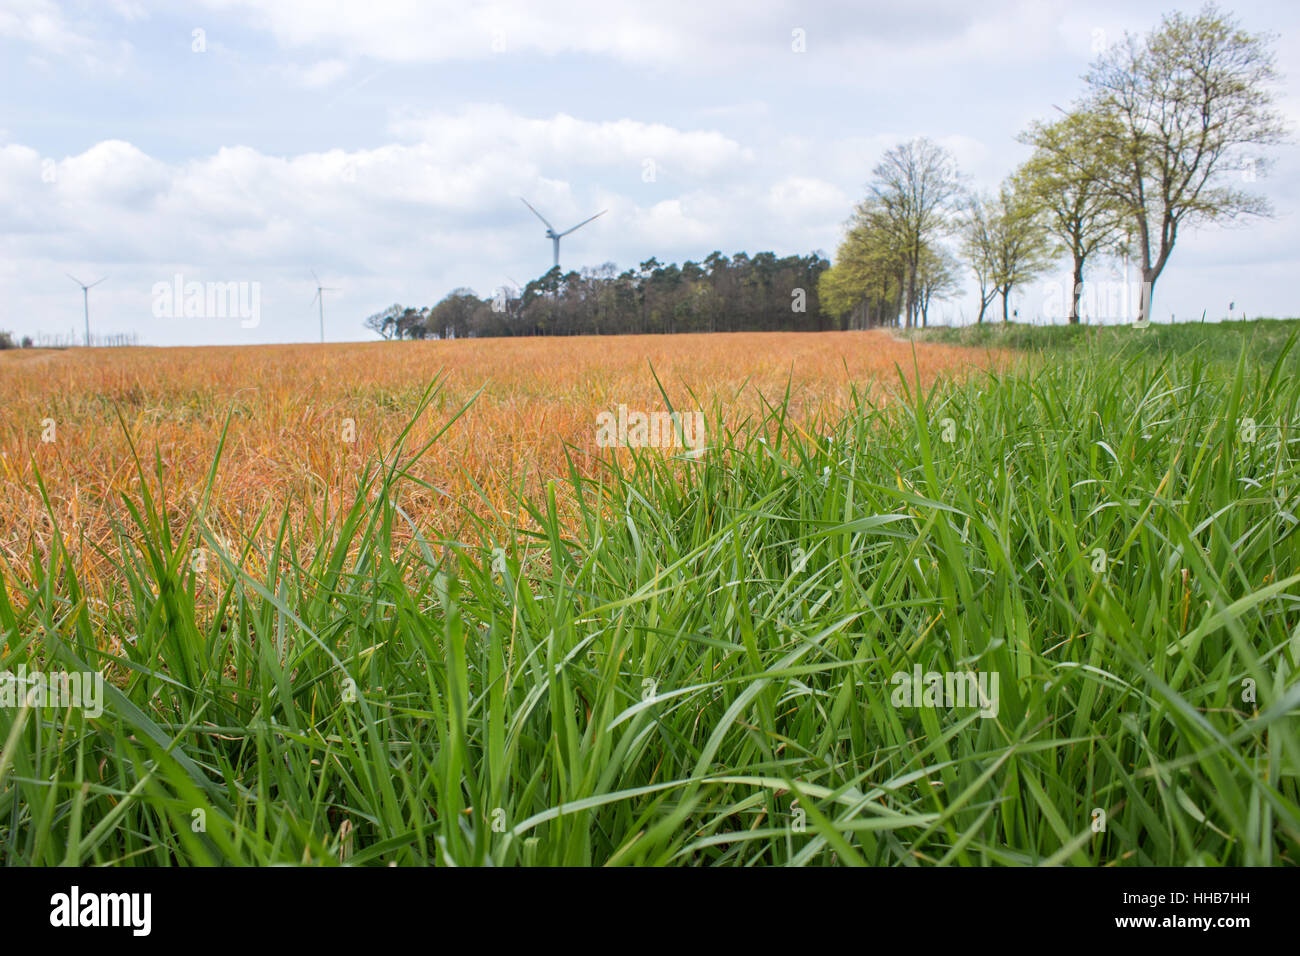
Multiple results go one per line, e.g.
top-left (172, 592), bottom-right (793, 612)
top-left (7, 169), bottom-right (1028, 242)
top-left (87, 275), bottom-right (108, 288)
top-left (66, 272), bottom-right (85, 287)
top-left (519, 197), bottom-right (554, 231)
top-left (558, 209), bottom-right (607, 237)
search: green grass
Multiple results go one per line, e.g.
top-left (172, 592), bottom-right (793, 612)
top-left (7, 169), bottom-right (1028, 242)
top-left (912, 316), bottom-right (1300, 371)
top-left (2, 332), bottom-right (1299, 866)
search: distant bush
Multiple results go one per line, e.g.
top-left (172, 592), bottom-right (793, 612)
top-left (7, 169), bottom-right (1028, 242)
top-left (0, 331), bottom-right (16, 349)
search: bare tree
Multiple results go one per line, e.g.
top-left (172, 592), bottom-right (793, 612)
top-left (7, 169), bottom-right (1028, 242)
top-left (1085, 3), bottom-right (1286, 324)
top-left (868, 138), bottom-right (963, 328)
top-left (364, 303), bottom-right (402, 340)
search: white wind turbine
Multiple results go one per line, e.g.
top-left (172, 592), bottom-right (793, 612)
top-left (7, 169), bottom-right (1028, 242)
top-left (66, 273), bottom-right (108, 347)
top-left (520, 198), bottom-right (606, 270)
top-left (310, 270), bottom-right (339, 343)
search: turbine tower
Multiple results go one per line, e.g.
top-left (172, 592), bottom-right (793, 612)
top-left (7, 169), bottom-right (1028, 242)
top-left (520, 198), bottom-right (606, 270)
top-left (66, 273), bottom-right (107, 347)
top-left (310, 270), bottom-right (339, 343)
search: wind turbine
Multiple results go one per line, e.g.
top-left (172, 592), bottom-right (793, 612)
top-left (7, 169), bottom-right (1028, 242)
top-left (310, 270), bottom-right (339, 343)
top-left (520, 198), bottom-right (606, 270)
top-left (66, 273), bottom-right (108, 347)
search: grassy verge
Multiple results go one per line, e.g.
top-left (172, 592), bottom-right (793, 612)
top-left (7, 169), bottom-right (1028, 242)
top-left (910, 317), bottom-right (1300, 370)
top-left (2, 336), bottom-right (1299, 865)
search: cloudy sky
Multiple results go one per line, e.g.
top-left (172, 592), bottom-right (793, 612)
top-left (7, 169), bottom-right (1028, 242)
top-left (1, 0), bottom-right (1297, 345)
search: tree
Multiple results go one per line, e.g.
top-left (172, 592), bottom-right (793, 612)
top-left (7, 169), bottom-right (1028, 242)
top-left (958, 194), bottom-right (1001, 324)
top-left (364, 304), bottom-right (403, 340)
top-left (960, 184), bottom-right (1050, 324)
top-left (365, 303), bottom-right (433, 339)
top-left (866, 138), bottom-right (963, 328)
top-left (1017, 110), bottom-right (1126, 324)
top-left (427, 287), bottom-right (482, 339)
top-left (396, 307), bottom-right (432, 339)
top-left (1084, 3), bottom-right (1285, 324)
top-left (470, 284), bottom-right (520, 336)
top-left (820, 203), bottom-right (907, 329)
top-left (915, 243), bottom-right (961, 326)
top-left (989, 179), bottom-right (1051, 323)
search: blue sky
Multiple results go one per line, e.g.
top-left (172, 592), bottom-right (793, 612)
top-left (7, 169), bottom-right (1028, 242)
top-left (1, 0), bottom-right (1297, 345)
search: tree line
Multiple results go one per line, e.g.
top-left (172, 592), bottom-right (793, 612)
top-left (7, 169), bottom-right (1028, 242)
top-left (365, 252), bottom-right (834, 339)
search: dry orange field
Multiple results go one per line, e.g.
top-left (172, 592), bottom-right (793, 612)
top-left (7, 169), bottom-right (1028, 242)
top-left (0, 331), bottom-right (1003, 594)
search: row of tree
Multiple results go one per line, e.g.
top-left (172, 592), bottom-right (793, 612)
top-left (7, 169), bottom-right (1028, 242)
top-left (819, 3), bottom-right (1283, 327)
top-left (365, 252), bottom-right (834, 339)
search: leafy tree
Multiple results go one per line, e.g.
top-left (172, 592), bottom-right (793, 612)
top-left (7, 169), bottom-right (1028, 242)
top-left (1083, 3), bottom-right (1285, 323)
top-left (959, 183), bottom-right (1050, 324)
top-left (819, 198), bottom-right (909, 329)
top-left (1017, 111), bottom-right (1126, 324)
top-left (989, 179), bottom-right (1051, 323)
top-left (427, 288), bottom-right (482, 339)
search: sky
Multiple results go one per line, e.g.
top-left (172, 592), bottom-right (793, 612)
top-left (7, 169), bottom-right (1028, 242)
top-left (1, 0), bottom-right (1297, 346)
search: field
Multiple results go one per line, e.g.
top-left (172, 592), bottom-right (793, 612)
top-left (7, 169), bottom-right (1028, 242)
top-left (0, 331), bottom-right (1000, 597)
top-left (1, 324), bottom-right (1298, 866)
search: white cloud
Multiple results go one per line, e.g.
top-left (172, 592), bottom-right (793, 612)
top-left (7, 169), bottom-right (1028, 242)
top-left (195, 0), bottom-right (734, 65)
top-left (388, 106), bottom-right (753, 181)
top-left (190, 0), bottom-right (1013, 69)
top-left (0, 0), bottom-right (138, 70)
top-left (0, 0), bottom-right (91, 56)
top-left (106, 1), bottom-right (147, 21)
top-left (282, 57), bottom-right (350, 88)
top-left (767, 176), bottom-right (847, 218)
